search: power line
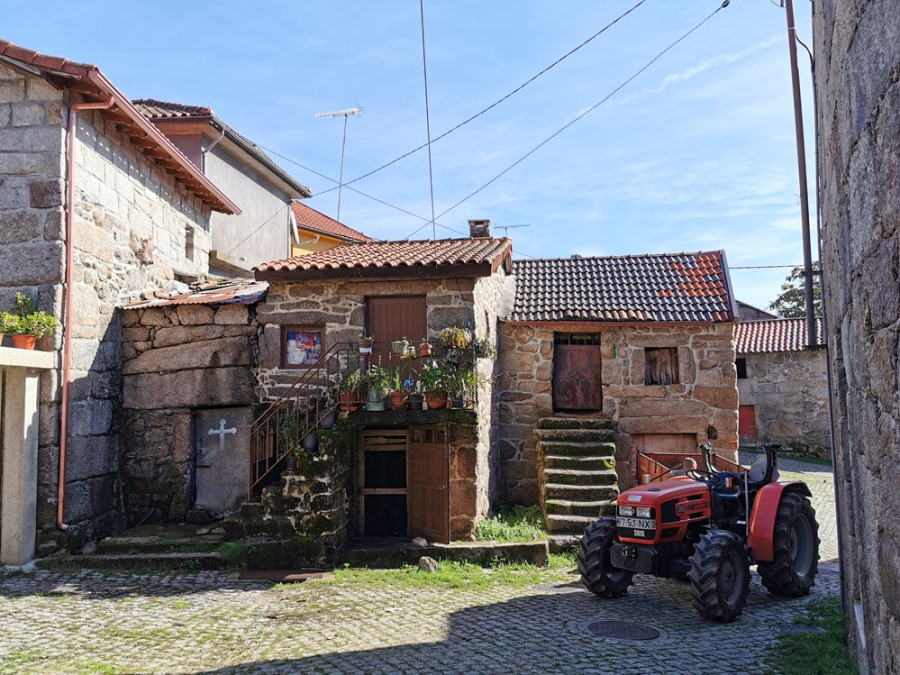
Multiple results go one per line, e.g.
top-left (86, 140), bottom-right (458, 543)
top-left (436, 1), bottom-right (731, 220)
top-left (316, 0), bottom-right (649, 195)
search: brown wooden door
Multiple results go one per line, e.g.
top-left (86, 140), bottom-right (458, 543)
top-left (366, 296), bottom-right (427, 368)
top-left (553, 345), bottom-right (602, 411)
top-left (408, 425), bottom-right (449, 544)
top-left (739, 405), bottom-right (758, 445)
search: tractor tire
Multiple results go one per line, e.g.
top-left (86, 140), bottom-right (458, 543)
top-left (577, 517), bottom-right (634, 598)
top-left (757, 491), bottom-right (820, 596)
top-left (687, 530), bottom-right (750, 623)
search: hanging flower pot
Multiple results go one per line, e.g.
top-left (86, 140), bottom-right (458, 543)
top-left (358, 336), bottom-right (374, 354)
top-left (391, 337), bottom-right (409, 355)
top-left (302, 431), bottom-right (318, 451)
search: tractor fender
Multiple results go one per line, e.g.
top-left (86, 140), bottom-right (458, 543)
top-left (747, 482), bottom-right (812, 562)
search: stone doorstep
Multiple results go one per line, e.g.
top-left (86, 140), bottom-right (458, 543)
top-left (545, 513), bottom-right (596, 533)
top-left (543, 455), bottom-right (614, 471)
top-left (536, 417), bottom-right (616, 431)
top-left (544, 498), bottom-right (612, 518)
top-left (534, 428), bottom-right (616, 443)
top-left (543, 483), bottom-right (620, 501)
top-left (538, 441), bottom-right (616, 457)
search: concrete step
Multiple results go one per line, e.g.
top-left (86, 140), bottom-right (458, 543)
top-left (544, 483), bottom-right (620, 502)
top-left (537, 417), bottom-right (616, 431)
top-left (544, 499), bottom-right (616, 518)
top-left (535, 428), bottom-right (616, 444)
top-left (546, 514), bottom-right (597, 534)
top-left (538, 439), bottom-right (616, 458)
top-left (543, 454), bottom-right (615, 471)
top-left (56, 551), bottom-right (227, 571)
top-left (543, 467), bottom-right (618, 486)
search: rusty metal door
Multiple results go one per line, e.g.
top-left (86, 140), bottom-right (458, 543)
top-left (553, 343), bottom-right (602, 411)
top-left (366, 296), bottom-right (427, 368)
top-left (408, 425), bottom-right (449, 544)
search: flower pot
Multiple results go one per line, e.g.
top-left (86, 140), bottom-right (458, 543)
top-left (358, 337), bottom-right (374, 354)
top-left (389, 391), bottom-right (408, 411)
top-left (366, 389), bottom-right (386, 411)
top-left (418, 342), bottom-right (433, 357)
top-left (320, 411), bottom-right (337, 429)
top-left (11, 334), bottom-right (36, 350)
top-left (391, 338), bottom-right (409, 355)
top-left (302, 431), bottom-right (318, 451)
top-left (425, 391), bottom-right (448, 410)
top-left (407, 393), bottom-right (424, 411)
top-left (338, 393), bottom-right (361, 411)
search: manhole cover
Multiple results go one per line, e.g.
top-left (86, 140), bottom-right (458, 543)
top-left (586, 620), bottom-right (660, 640)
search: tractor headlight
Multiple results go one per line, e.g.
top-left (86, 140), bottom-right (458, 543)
top-left (618, 505), bottom-right (635, 517)
top-left (635, 506), bottom-right (652, 519)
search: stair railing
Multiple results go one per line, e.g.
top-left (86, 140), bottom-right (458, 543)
top-left (248, 341), bottom-right (359, 498)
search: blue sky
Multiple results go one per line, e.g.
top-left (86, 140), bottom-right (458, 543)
top-left (3, 1), bottom-right (816, 310)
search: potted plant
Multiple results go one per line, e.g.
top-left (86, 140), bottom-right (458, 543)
top-left (366, 365), bottom-right (391, 411)
top-left (391, 337), bottom-right (409, 355)
top-left (0, 311), bottom-right (18, 345)
top-left (418, 338), bottom-right (434, 357)
top-left (337, 370), bottom-right (364, 411)
top-left (420, 360), bottom-right (449, 410)
top-left (438, 326), bottom-right (472, 350)
top-left (279, 407), bottom-right (304, 468)
top-left (358, 334), bottom-right (375, 354)
top-left (6, 292), bottom-right (61, 349)
top-left (388, 361), bottom-right (415, 411)
top-left (447, 363), bottom-right (485, 409)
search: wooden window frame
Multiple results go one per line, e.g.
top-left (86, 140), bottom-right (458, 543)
top-left (281, 325), bottom-right (325, 369)
top-left (644, 347), bottom-right (679, 385)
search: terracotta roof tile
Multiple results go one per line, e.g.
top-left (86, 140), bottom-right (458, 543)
top-left (132, 99), bottom-right (213, 119)
top-left (291, 202), bottom-right (370, 243)
top-left (0, 40), bottom-right (97, 75)
top-left (509, 251), bottom-right (735, 324)
top-left (735, 317), bottom-right (824, 353)
top-left (254, 237), bottom-right (512, 280)
top-left (121, 279), bottom-right (267, 309)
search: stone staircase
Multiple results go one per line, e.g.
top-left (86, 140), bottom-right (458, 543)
top-left (535, 417), bottom-right (619, 535)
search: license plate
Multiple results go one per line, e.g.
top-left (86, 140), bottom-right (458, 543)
top-left (617, 517), bottom-right (657, 530)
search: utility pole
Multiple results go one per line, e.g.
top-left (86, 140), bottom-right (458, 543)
top-left (783, 0), bottom-right (817, 347)
top-left (316, 107), bottom-right (362, 222)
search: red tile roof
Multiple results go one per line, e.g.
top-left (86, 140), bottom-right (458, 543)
top-left (510, 251), bottom-right (736, 323)
top-left (735, 317), bottom-right (824, 353)
top-left (0, 39), bottom-right (239, 214)
top-left (291, 202), bottom-right (370, 243)
top-left (254, 237), bottom-right (513, 281)
top-left (132, 99), bottom-right (213, 119)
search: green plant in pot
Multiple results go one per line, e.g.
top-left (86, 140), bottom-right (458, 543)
top-left (0, 311), bottom-right (18, 343)
top-left (366, 365), bottom-right (391, 411)
top-left (338, 370), bottom-right (365, 411)
top-left (278, 407), bottom-right (304, 470)
top-left (6, 292), bottom-right (61, 349)
top-left (447, 363), bottom-right (486, 408)
top-left (420, 360), bottom-right (449, 410)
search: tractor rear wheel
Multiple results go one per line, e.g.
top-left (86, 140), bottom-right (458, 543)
top-left (688, 530), bottom-right (750, 622)
top-left (577, 517), bottom-right (634, 598)
top-left (758, 491), bottom-right (819, 596)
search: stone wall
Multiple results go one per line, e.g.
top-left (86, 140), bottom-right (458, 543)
top-left (498, 322), bottom-right (738, 502)
top-left (738, 349), bottom-right (829, 456)
top-left (120, 303), bottom-right (258, 522)
top-left (0, 62), bottom-right (214, 550)
top-left (814, 1), bottom-right (900, 672)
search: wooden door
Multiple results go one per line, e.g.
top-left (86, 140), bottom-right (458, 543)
top-left (739, 405), bottom-right (758, 445)
top-left (553, 344), bottom-right (602, 411)
top-left (366, 296), bottom-right (427, 368)
top-left (408, 425), bottom-right (449, 544)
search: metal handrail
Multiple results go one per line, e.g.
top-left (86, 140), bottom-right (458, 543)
top-left (247, 342), bottom-right (361, 498)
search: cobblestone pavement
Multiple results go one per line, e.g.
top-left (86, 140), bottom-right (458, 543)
top-left (1, 457), bottom-right (841, 675)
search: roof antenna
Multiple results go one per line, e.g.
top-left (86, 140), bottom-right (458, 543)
top-left (495, 224), bottom-right (530, 237)
top-left (316, 107), bottom-right (363, 222)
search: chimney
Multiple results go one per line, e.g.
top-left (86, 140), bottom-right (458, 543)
top-left (468, 219), bottom-right (491, 238)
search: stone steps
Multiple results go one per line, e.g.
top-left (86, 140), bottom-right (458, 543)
top-left (537, 416), bottom-right (620, 535)
top-left (58, 551), bottom-right (227, 571)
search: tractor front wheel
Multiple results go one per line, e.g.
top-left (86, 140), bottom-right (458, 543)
top-left (758, 491), bottom-right (820, 596)
top-left (688, 530), bottom-right (750, 622)
top-left (577, 517), bottom-right (634, 598)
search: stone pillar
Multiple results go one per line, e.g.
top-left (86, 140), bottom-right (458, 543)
top-left (0, 347), bottom-right (54, 565)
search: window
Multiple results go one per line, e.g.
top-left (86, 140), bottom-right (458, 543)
top-left (184, 225), bottom-right (195, 262)
top-left (552, 333), bottom-right (602, 411)
top-left (736, 357), bottom-right (747, 379)
top-left (645, 347), bottom-right (679, 385)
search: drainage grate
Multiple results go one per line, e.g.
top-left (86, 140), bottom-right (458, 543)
top-left (586, 620), bottom-right (660, 641)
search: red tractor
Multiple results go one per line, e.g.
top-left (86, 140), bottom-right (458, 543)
top-left (577, 442), bottom-right (819, 622)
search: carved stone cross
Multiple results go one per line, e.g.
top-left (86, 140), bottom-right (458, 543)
top-left (208, 418), bottom-right (237, 453)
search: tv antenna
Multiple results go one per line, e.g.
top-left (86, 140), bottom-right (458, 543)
top-left (495, 224), bottom-right (530, 237)
top-left (315, 107), bottom-right (363, 221)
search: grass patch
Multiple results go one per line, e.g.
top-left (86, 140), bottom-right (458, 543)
top-left (475, 504), bottom-right (547, 542)
top-left (765, 597), bottom-right (856, 675)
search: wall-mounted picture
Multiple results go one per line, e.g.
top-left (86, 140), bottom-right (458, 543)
top-left (282, 326), bottom-right (323, 368)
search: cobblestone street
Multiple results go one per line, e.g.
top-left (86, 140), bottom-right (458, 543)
top-left (1, 456), bottom-right (840, 675)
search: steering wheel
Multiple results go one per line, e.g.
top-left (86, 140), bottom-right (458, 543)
top-left (687, 469), bottom-right (722, 486)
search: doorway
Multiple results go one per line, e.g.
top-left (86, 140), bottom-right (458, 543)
top-left (193, 407), bottom-right (250, 516)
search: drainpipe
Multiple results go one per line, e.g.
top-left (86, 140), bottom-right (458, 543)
top-left (58, 95), bottom-right (115, 530)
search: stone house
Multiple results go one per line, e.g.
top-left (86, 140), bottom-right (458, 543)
top-left (0, 39), bottom-right (240, 556)
top-left (500, 252), bottom-right (739, 532)
top-left (734, 317), bottom-right (829, 456)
